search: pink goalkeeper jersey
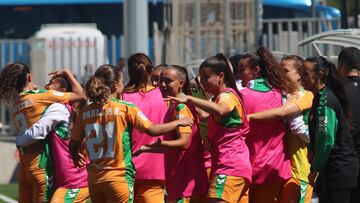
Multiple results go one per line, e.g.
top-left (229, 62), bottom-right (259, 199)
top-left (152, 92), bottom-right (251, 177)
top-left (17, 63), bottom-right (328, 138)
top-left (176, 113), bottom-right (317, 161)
top-left (123, 86), bottom-right (167, 180)
top-left (163, 102), bottom-right (208, 200)
top-left (241, 78), bottom-right (291, 184)
top-left (50, 104), bottom-right (88, 188)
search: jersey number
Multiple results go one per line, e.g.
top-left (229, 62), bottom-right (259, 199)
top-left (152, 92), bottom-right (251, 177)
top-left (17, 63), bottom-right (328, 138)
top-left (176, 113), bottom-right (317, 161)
top-left (85, 122), bottom-right (116, 160)
top-left (14, 113), bottom-right (28, 133)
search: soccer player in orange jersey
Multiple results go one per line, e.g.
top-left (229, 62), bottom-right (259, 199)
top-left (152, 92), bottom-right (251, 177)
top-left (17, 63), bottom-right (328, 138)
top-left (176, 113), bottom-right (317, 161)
top-left (69, 65), bottom-right (193, 203)
top-left (0, 63), bottom-right (86, 203)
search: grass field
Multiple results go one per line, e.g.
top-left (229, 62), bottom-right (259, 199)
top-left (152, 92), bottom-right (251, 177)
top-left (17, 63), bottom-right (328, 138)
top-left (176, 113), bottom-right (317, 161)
top-left (0, 183), bottom-right (92, 203)
top-left (0, 183), bottom-right (18, 202)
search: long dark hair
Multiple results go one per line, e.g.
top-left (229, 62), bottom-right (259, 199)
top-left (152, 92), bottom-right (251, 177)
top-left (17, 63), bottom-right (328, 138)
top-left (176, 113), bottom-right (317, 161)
top-left (240, 47), bottom-right (297, 93)
top-left (0, 63), bottom-right (31, 104)
top-left (125, 53), bottom-right (153, 92)
top-left (168, 65), bottom-right (192, 96)
top-left (85, 65), bottom-right (121, 103)
top-left (199, 53), bottom-right (242, 98)
top-left (306, 56), bottom-right (350, 120)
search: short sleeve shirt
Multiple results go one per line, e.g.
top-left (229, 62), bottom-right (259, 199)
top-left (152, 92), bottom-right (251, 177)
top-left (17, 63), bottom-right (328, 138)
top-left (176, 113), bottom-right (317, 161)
top-left (13, 90), bottom-right (70, 133)
top-left (72, 98), bottom-right (152, 184)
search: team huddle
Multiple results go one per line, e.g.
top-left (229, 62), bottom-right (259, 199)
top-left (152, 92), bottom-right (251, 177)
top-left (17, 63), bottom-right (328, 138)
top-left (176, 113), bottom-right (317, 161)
top-left (0, 47), bottom-right (359, 203)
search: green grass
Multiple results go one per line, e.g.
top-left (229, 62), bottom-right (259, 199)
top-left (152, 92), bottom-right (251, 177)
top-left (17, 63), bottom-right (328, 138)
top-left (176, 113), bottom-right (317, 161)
top-left (0, 183), bottom-right (92, 203)
top-left (0, 183), bottom-right (18, 202)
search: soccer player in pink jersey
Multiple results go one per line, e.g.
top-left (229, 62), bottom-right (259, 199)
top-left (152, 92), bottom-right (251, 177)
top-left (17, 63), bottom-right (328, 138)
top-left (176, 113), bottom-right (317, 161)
top-left (248, 55), bottom-right (314, 203)
top-left (238, 47), bottom-right (297, 203)
top-left (135, 64), bottom-right (208, 203)
top-left (122, 53), bottom-right (168, 203)
top-left (168, 54), bottom-right (252, 203)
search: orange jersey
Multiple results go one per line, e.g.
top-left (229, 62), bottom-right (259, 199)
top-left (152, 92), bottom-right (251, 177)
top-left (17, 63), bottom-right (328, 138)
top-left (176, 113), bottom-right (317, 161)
top-left (14, 90), bottom-right (70, 202)
top-left (13, 90), bottom-right (70, 133)
top-left (72, 98), bottom-right (153, 185)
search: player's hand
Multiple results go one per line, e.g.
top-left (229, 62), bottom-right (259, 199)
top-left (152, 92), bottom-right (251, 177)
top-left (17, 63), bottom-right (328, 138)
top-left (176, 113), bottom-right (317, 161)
top-left (177, 117), bottom-right (193, 127)
top-left (149, 138), bottom-right (161, 147)
top-left (72, 152), bottom-right (86, 168)
top-left (48, 69), bottom-right (71, 78)
top-left (165, 95), bottom-right (189, 104)
top-left (133, 145), bottom-right (151, 157)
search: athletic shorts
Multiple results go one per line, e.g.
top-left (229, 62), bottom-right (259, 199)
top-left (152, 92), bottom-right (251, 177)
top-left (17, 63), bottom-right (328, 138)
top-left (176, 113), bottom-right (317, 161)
top-left (208, 174), bottom-right (249, 203)
top-left (89, 181), bottom-right (133, 203)
top-left (279, 177), bottom-right (313, 203)
top-left (50, 187), bottom-right (89, 203)
top-left (134, 180), bottom-right (165, 203)
top-left (18, 154), bottom-right (55, 203)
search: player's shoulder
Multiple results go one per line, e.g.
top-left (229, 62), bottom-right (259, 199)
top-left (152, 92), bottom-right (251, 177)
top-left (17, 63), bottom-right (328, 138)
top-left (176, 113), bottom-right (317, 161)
top-left (111, 98), bottom-right (136, 106)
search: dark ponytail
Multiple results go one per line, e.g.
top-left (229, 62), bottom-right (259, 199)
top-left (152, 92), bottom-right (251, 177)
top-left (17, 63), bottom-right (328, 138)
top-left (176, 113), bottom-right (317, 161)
top-left (169, 65), bottom-right (192, 96)
top-left (125, 53), bottom-right (153, 92)
top-left (306, 56), bottom-right (350, 120)
top-left (199, 53), bottom-right (242, 98)
top-left (0, 63), bottom-right (31, 104)
top-left (241, 47), bottom-right (297, 94)
top-left (257, 47), bottom-right (297, 93)
top-left (85, 65), bottom-right (121, 103)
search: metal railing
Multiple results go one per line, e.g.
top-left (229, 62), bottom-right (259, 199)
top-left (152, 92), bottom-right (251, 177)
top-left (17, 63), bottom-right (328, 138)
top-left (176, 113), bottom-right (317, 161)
top-left (262, 17), bottom-right (341, 57)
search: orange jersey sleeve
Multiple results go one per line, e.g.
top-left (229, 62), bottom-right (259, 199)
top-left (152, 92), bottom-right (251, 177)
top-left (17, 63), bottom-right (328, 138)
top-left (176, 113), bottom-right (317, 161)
top-left (215, 91), bottom-right (244, 122)
top-left (40, 90), bottom-right (70, 104)
top-left (125, 102), bottom-right (153, 132)
top-left (175, 104), bottom-right (193, 135)
top-left (13, 90), bottom-right (71, 132)
top-left (289, 90), bottom-right (314, 112)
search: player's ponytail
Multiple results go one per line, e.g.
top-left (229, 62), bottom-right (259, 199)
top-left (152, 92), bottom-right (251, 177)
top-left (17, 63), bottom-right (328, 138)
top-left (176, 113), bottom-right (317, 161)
top-left (85, 65), bottom-right (121, 103)
top-left (125, 53), bottom-right (153, 92)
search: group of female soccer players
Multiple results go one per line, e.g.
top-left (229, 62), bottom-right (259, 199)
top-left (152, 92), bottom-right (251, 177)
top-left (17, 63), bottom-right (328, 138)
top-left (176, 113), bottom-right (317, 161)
top-left (0, 46), bottom-right (359, 203)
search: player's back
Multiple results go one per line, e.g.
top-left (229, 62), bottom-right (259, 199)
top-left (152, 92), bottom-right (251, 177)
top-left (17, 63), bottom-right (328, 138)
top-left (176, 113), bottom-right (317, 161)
top-left (74, 98), bottom-right (152, 185)
top-left (13, 90), bottom-right (69, 133)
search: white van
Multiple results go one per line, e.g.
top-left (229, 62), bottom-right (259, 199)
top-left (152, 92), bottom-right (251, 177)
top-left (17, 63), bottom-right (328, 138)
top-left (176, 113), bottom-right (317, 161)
top-left (30, 24), bottom-right (106, 86)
